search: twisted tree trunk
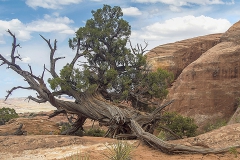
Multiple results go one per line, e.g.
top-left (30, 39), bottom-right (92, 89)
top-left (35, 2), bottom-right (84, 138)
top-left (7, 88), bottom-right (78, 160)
top-left (0, 30), bottom-right (239, 154)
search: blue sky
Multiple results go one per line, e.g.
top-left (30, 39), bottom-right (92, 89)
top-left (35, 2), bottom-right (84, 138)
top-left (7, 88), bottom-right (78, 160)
top-left (0, 0), bottom-right (239, 98)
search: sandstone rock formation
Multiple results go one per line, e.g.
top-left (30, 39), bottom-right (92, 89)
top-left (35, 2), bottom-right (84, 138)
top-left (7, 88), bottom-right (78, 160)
top-left (155, 21), bottom-right (240, 131)
top-left (0, 118), bottom-right (60, 136)
top-left (147, 33), bottom-right (222, 79)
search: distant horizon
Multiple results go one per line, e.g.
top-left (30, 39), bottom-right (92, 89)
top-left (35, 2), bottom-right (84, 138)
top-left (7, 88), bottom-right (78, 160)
top-left (0, 95), bottom-right (75, 100)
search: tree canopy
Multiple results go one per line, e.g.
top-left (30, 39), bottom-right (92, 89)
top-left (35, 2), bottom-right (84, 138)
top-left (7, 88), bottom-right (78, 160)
top-left (48, 4), bottom-right (173, 110)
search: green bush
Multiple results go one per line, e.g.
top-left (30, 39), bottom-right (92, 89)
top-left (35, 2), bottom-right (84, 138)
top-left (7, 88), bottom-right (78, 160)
top-left (0, 107), bottom-right (19, 125)
top-left (157, 112), bottom-right (198, 140)
top-left (59, 122), bottom-right (105, 137)
top-left (59, 122), bottom-right (84, 136)
top-left (85, 128), bottom-right (105, 137)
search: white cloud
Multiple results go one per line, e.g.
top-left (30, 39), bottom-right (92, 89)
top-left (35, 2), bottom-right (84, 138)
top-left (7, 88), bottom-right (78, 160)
top-left (122, 7), bottom-right (142, 16)
top-left (0, 14), bottom-right (75, 43)
top-left (0, 33), bottom-right (5, 44)
top-left (226, 0), bottom-right (235, 5)
top-left (131, 15), bottom-right (231, 48)
top-left (16, 56), bottom-right (31, 63)
top-left (169, 5), bottom-right (181, 12)
top-left (60, 30), bottom-right (75, 34)
top-left (26, 14), bottom-right (74, 33)
top-left (149, 15), bottom-right (230, 35)
top-left (25, 0), bottom-right (82, 9)
top-left (0, 19), bottom-right (31, 42)
top-left (21, 57), bottom-right (31, 63)
top-left (132, 0), bottom-right (233, 6)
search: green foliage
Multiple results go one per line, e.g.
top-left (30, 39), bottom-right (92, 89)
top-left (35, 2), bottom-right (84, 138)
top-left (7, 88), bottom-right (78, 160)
top-left (85, 128), bottom-right (105, 137)
top-left (59, 122), bottom-right (83, 136)
top-left (140, 68), bottom-right (174, 99)
top-left (158, 112), bottom-right (198, 139)
top-left (50, 4), bottom-right (174, 110)
top-left (0, 107), bottom-right (19, 125)
top-left (203, 119), bottom-right (227, 133)
top-left (103, 141), bottom-right (133, 160)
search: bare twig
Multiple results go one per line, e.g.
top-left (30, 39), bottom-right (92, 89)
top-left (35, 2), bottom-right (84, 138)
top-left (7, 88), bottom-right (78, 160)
top-left (41, 64), bottom-right (46, 80)
top-left (5, 86), bottom-right (33, 100)
top-left (7, 29), bottom-right (21, 64)
top-left (152, 100), bottom-right (174, 116)
top-left (40, 34), bottom-right (60, 78)
top-left (26, 95), bottom-right (47, 103)
top-left (28, 64), bottom-right (33, 74)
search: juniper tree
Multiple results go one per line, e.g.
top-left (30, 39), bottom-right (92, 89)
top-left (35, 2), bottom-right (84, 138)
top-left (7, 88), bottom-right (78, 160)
top-left (48, 5), bottom-right (173, 111)
top-left (1, 4), bottom-right (237, 154)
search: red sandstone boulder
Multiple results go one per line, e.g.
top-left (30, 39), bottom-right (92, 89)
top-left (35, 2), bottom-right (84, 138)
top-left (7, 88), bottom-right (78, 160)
top-left (146, 33), bottom-right (222, 78)
top-left (162, 21), bottom-right (240, 131)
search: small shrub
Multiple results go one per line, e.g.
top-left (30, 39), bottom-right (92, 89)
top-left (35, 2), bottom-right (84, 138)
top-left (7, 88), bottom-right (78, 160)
top-left (103, 141), bottom-right (133, 160)
top-left (59, 122), bottom-right (71, 132)
top-left (157, 112), bottom-right (198, 140)
top-left (0, 107), bottom-right (19, 125)
top-left (59, 122), bottom-right (105, 137)
top-left (85, 128), bottom-right (105, 137)
top-left (59, 122), bottom-right (84, 136)
top-left (203, 119), bottom-right (227, 132)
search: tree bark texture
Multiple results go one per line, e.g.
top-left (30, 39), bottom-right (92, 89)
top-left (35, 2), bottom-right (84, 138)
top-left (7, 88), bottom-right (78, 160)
top-left (0, 30), bottom-right (239, 154)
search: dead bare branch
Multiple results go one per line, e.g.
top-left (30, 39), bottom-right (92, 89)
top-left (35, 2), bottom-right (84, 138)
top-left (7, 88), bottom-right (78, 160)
top-left (28, 64), bottom-right (33, 74)
top-left (41, 64), bottom-right (46, 80)
top-left (26, 96), bottom-right (47, 103)
top-left (6, 30), bottom-right (22, 64)
top-left (5, 86), bottom-right (33, 100)
top-left (48, 109), bottom-right (66, 119)
top-left (152, 100), bottom-right (174, 116)
top-left (40, 34), bottom-right (60, 78)
top-left (2, 29), bottom-right (239, 155)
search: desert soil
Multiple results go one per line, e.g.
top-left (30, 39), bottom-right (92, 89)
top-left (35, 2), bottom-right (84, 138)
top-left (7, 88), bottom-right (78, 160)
top-left (0, 98), bottom-right (240, 160)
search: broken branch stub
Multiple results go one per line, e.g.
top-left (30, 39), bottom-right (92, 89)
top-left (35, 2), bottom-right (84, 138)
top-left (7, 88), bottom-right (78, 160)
top-left (0, 30), bottom-right (239, 154)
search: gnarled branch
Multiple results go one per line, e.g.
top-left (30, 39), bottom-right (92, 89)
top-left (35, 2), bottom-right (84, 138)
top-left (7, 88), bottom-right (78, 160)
top-left (5, 86), bottom-right (33, 100)
top-left (2, 30), bottom-right (239, 155)
top-left (26, 96), bottom-right (47, 103)
top-left (7, 29), bottom-right (21, 64)
top-left (40, 34), bottom-right (62, 78)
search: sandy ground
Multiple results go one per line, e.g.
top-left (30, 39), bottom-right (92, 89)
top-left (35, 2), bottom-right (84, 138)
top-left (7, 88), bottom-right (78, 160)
top-left (0, 98), bottom-right (240, 160)
top-left (0, 135), bottom-right (240, 160)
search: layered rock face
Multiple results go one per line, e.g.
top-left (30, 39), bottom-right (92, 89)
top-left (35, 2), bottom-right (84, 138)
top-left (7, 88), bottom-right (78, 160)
top-left (159, 21), bottom-right (240, 131)
top-left (147, 33), bottom-right (222, 78)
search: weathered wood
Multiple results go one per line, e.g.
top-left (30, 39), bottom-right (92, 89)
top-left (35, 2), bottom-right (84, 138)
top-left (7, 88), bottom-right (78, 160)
top-left (1, 30), bottom-right (239, 154)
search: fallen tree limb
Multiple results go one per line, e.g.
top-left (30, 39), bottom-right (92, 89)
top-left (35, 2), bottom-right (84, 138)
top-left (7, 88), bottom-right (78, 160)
top-left (1, 29), bottom-right (239, 155)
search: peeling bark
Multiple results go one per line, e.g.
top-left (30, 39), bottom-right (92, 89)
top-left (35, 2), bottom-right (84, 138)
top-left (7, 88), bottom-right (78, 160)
top-left (1, 30), bottom-right (239, 154)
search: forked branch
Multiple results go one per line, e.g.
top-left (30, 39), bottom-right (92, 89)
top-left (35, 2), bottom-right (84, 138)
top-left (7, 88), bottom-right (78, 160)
top-left (40, 34), bottom-right (64, 78)
top-left (5, 86), bottom-right (33, 100)
top-left (7, 29), bottom-right (21, 64)
top-left (1, 30), bottom-right (240, 155)
top-left (27, 95), bottom-right (47, 103)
